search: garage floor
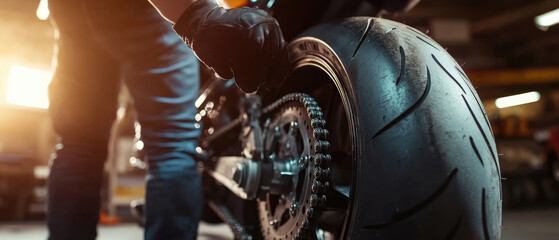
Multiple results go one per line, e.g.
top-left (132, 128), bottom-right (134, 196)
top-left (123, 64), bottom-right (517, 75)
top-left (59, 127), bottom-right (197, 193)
top-left (0, 208), bottom-right (558, 239)
top-left (0, 221), bottom-right (234, 240)
top-left (501, 207), bottom-right (559, 240)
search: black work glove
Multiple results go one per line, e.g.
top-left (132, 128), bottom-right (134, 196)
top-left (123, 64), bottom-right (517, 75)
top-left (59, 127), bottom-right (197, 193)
top-left (173, 0), bottom-right (289, 93)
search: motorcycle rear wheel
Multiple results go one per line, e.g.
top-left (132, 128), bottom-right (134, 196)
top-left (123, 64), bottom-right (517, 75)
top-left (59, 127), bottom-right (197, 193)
top-left (275, 17), bottom-right (502, 239)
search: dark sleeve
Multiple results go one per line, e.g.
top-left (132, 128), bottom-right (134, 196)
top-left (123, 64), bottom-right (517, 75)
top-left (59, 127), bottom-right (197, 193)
top-left (365, 0), bottom-right (419, 12)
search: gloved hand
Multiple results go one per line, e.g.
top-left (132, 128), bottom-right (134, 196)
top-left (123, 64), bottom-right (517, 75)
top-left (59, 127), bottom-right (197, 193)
top-left (173, 0), bottom-right (289, 93)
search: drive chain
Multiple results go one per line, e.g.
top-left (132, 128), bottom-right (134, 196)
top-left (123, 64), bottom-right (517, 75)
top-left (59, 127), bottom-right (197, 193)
top-left (262, 93), bottom-right (331, 240)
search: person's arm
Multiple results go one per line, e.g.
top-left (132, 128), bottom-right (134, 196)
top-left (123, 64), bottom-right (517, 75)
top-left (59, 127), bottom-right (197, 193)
top-left (149, 0), bottom-right (289, 93)
top-left (148, 0), bottom-right (196, 23)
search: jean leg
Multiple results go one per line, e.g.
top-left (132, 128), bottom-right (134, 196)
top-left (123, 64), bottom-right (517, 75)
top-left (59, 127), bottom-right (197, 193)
top-left (80, 2), bottom-right (203, 239)
top-left (123, 28), bottom-right (202, 240)
top-left (47, 140), bottom-right (113, 240)
top-left (46, 54), bottom-right (119, 238)
top-left (124, 35), bottom-right (202, 240)
top-left (46, 2), bottom-right (121, 239)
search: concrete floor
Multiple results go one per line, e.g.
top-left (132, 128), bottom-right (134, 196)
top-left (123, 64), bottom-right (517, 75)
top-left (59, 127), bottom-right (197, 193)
top-left (0, 208), bottom-right (558, 239)
top-left (501, 208), bottom-right (559, 240)
top-left (0, 222), bottom-right (234, 240)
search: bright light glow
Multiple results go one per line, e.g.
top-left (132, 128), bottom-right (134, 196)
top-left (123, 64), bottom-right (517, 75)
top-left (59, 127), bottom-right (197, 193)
top-left (6, 65), bottom-right (53, 109)
top-left (36, 0), bottom-right (50, 21)
top-left (495, 91), bottom-right (540, 109)
top-left (33, 165), bottom-right (50, 179)
top-left (116, 106), bottom-right (127, 120)
top-left (135, 140), bottom-right (144, 151)
top-left (535, 8), bottom-right (559, 30)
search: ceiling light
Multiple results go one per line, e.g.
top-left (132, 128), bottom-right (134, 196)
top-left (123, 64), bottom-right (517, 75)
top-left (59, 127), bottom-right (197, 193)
top-left (535, 8), bottom-right (559, 31)
top-left (36, 0), bottom-right (49, 21)
top-left (495, 91), bottom-right (540, 109)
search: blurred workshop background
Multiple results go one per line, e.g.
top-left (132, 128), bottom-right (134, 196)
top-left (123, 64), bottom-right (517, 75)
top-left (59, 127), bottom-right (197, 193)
top-left (1, 0), bottom-right (559, 239)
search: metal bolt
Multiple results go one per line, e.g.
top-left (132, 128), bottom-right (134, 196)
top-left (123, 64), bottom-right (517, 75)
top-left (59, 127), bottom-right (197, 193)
top-left (279, 195), bottom-right (286, 204)
top-left (268, 152), bottom-right (276, 161)
top-left (289, 121), bottom-right (298, 132)
top-left (274, 125), bottom-right (281, 135)
top-left (299, 155), bottom-right (309, 169)
top-left (290, 203), bottom-right (298, 217)
top-left (269, 219), bottom-right (279, 229)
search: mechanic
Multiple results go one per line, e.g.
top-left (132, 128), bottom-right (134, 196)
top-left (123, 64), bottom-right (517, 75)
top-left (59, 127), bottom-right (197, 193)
top-left (47, 0), bottom-right (415, 239)
top-left (46, 0), bottom-right (203, 239)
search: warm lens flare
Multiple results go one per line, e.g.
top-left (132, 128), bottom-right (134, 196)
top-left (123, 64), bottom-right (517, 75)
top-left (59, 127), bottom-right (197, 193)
top-left (6, 65), bottom-right (53, 109)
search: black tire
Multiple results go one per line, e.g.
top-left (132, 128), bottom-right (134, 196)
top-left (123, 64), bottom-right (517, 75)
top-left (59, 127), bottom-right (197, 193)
top-left (280, 17), bottom-right (502, 239)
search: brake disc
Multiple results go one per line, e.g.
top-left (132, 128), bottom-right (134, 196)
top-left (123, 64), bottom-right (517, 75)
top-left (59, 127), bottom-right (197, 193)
top-left (258, 93), bottom-right (331, 240)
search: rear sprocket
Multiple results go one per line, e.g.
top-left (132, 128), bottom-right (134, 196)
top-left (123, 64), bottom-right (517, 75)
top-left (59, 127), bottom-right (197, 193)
top-left (258, 93), bottom-right (331, 240)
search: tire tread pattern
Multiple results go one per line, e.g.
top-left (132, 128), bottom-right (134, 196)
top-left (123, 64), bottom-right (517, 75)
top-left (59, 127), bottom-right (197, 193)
top-left (352, 18), bottom-right (374, 59)
top-left (416, 36), bottom-right (440, 51)
top-left (432, 54), bottom-right (467, 94)
top-left (396, 46), bottom-right (405, 85)
top-left (371, 66), bottom-right (431, 140)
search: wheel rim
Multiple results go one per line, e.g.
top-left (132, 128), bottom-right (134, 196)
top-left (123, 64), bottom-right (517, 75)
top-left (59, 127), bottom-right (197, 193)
top-left (270, 37), bottom-right (360, 239)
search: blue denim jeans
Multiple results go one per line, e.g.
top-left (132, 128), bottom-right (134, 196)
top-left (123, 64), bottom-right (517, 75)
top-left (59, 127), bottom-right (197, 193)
top-left (47, 0), bottom-right (201, 239)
